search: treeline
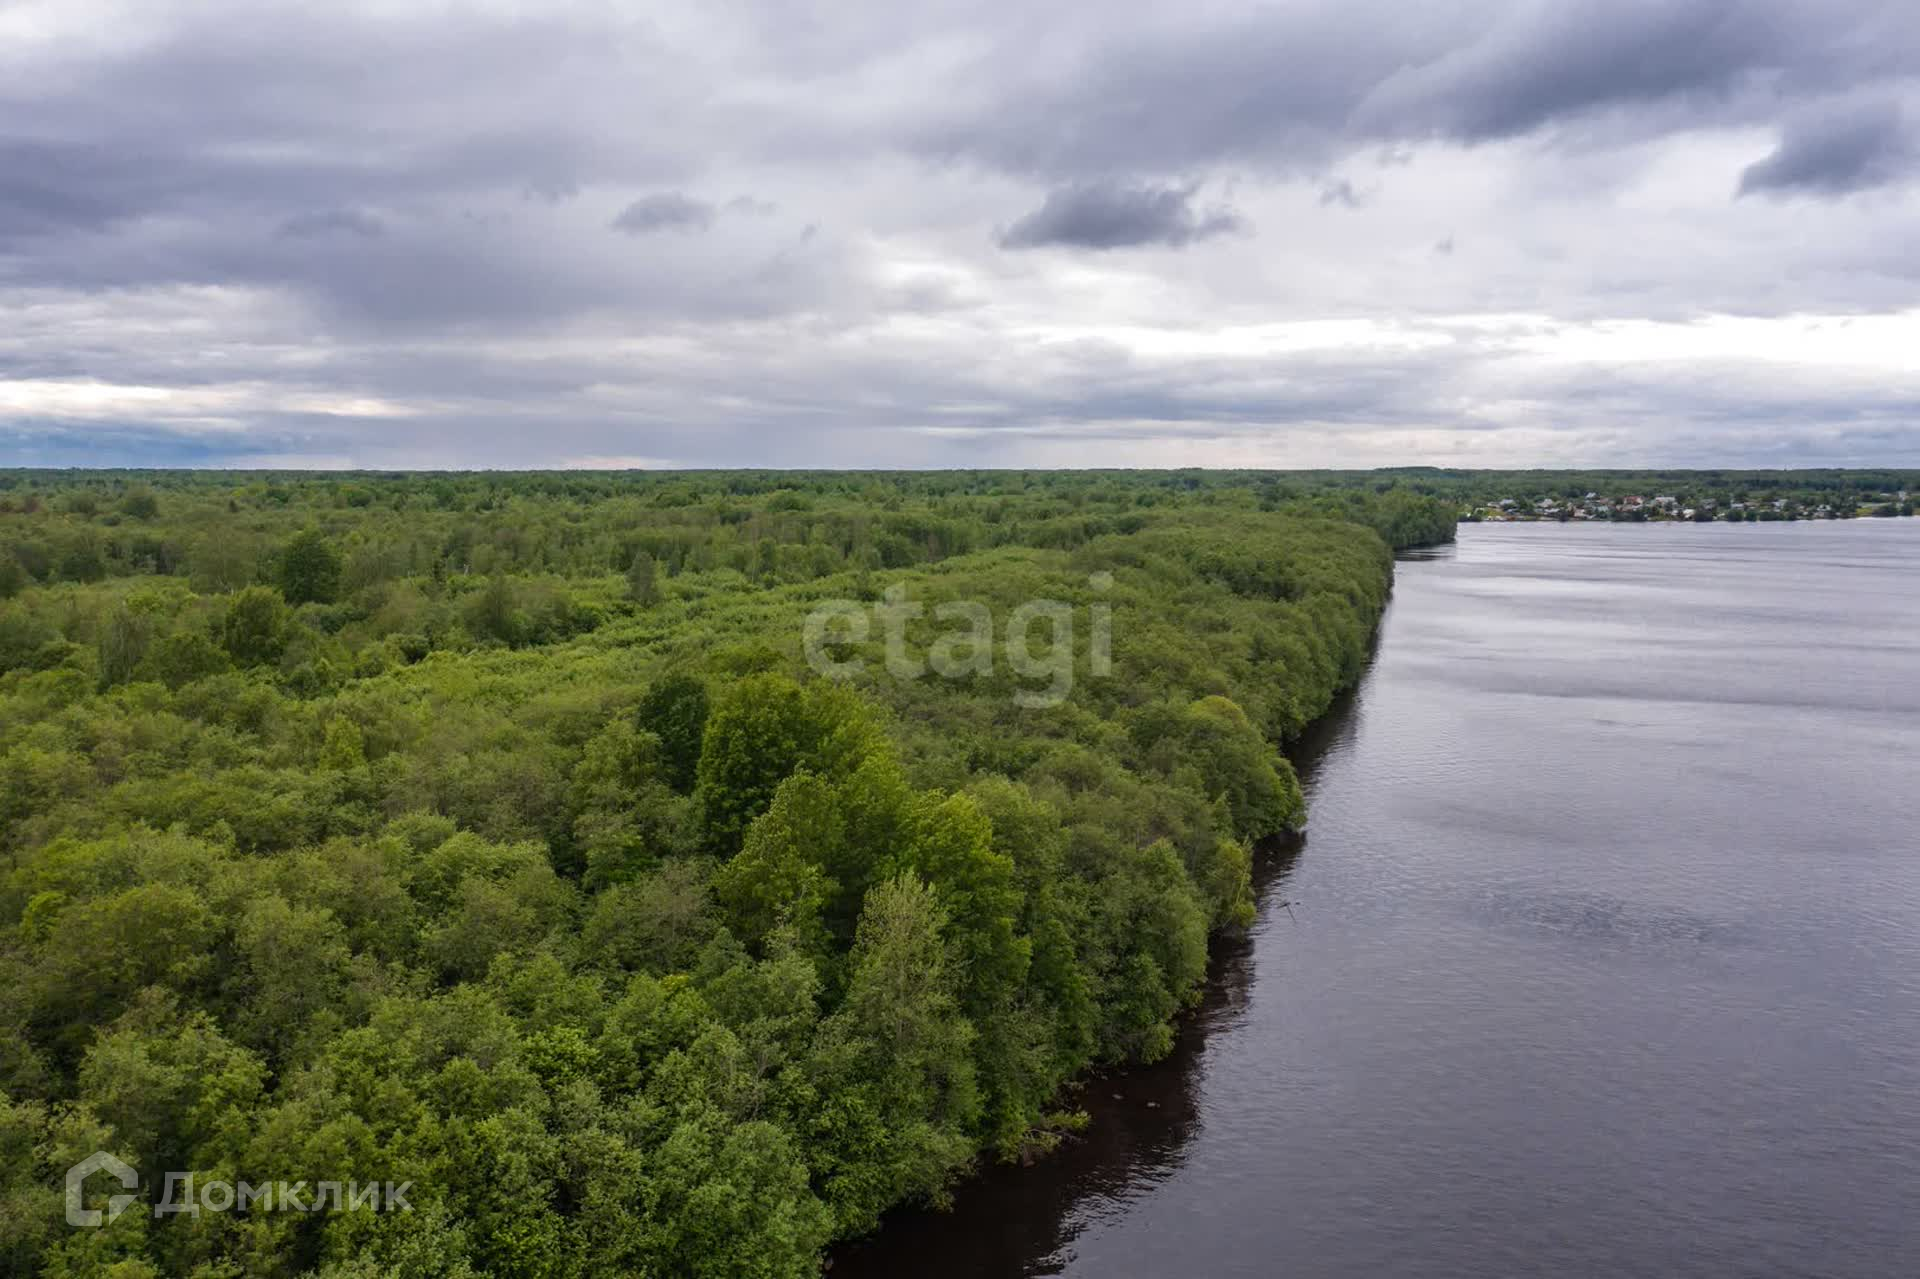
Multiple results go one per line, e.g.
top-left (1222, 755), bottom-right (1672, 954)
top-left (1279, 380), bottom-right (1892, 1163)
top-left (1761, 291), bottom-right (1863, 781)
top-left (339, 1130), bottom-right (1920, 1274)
top-left (0, 472), bottom-right (1451, 1277)
top-left (1339, 467), bottom-right (1920, 518)
top-left (0, 470), bottom-right (1458, 596)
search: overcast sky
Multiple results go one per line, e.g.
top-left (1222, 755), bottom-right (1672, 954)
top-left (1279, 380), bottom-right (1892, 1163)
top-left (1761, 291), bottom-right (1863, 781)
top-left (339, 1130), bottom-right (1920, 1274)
top-left (4, 0), bottom-right (1919, 469)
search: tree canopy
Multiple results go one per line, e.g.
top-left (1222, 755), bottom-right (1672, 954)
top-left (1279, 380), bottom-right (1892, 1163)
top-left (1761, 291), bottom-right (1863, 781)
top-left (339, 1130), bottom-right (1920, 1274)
top-left (0, 467), bottom-right (1452, 1277)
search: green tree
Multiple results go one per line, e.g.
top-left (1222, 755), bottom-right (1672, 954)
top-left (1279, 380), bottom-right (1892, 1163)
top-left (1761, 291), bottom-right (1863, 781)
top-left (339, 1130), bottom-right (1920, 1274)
top-left (189, 531), bottom-right (259, 593)
top-left (712, 771), bottom-right (840, 953)
top-left (566, 719), bottom-right (692, 885)
top-left (1094, 839), bottom-right (1209, 1063)
top-left (582, 860), bottom-right (717, 974)
top-left (278, 528), bottom-right (342, 604)
top-left (1167, 695), bottom-right (1304, 841)
top-left (637, 673), bottom-right (710, 794)
top-left (627, 549), bottom-right (661, 605)
top-left (58, 535), bottom-right (107, 583)
top-left (77, 991), bottom-right (266, 1177)
top-left (97, 605), bottom-right (152, 689)
top-left (466, 574), bottom-right (524, 646)
top-left (119, 486), bottom-right (161, 520)
top-left (694, 674), bottom-right (883, 854)
top-left (140, 630), bottom-right (230, 689)
top-left (806, 874), bottom-right (979, 1233)
top-left (220, 585), bottom-right (290, 666)
top-left (634, 1113), bottom-right (831, 1278)
top-left (905, 791), bottom-right (1028, 1013)
top-left (0, 1098), bottom-right (61, 1275)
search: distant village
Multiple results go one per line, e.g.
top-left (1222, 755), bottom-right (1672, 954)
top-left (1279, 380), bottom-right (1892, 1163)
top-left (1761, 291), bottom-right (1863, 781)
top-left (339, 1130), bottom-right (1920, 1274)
top-left (1463, 489), bottom-right (1916, 523)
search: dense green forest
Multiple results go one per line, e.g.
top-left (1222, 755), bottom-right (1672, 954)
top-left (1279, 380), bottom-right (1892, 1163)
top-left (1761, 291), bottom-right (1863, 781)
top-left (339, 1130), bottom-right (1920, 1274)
top-left (0, 470), bottom-right (1453, 1278)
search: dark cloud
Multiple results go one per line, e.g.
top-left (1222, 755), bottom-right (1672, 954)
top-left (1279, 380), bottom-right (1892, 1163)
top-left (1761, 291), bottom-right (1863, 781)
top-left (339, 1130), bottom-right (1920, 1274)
top-left (914, 0), bottom-right (1912, 178)
top-left (276, 208), bottom-right (384, 239)
top-left (1346, 1), bottom-right (1789, 141)
top-left (0, 7), bottom-right (695, 267)
top-left (999, 181), bottom-right (1244, 250)
top-left (611, 192), bottom-right (717, 234)
top-left (1738, 98), bottom-right (1919, 197)
top-left (0, 140), bottom-right (174, 242)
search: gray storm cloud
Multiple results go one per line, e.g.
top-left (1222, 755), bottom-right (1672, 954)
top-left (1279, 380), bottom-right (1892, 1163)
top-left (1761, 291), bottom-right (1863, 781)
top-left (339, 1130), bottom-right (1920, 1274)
top-left (611, 193), bottom-right (718, 234)
top-left (998, 182), bottom-right (1245, 250)
top-left (0, 0), bottom-right (1918, 468)
top-left (1739, 98), bottom-right (1919, 197)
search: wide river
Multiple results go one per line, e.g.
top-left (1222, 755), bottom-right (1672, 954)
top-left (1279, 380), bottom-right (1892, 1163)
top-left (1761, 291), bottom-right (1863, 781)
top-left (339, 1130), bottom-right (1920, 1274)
top-left (837, 520), bottom-right (1920, 1278)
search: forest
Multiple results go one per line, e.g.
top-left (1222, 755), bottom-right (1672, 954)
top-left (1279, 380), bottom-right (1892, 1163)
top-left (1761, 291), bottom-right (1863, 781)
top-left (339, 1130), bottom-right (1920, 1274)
top-left (0, 469), bottom-right (1454, 1278)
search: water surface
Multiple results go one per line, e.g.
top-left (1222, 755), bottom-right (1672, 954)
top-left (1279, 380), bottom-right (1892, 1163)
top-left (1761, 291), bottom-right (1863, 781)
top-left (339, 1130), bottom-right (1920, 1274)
top-left (837, 520), bottom-right (1920, 1278)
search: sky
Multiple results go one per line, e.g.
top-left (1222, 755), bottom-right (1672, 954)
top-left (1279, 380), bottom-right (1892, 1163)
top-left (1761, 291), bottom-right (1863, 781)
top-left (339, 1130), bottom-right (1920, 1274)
top-left (3, 0), bottom-right (1919, 470)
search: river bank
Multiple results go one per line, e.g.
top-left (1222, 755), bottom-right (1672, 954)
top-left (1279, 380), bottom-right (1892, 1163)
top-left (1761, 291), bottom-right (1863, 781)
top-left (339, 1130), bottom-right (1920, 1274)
top-left (835, 520), bottom-right (1920, 1278)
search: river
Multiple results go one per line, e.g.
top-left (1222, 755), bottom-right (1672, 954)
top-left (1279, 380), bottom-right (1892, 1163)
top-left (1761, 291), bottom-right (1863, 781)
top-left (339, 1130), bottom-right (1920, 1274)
top-left (835, 519), bottom-right (1920, 1278)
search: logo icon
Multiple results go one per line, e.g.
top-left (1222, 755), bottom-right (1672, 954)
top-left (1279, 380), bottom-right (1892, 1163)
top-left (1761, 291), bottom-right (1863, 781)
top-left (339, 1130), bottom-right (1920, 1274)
top-left (66, 1152), bottom-right (138, 1228)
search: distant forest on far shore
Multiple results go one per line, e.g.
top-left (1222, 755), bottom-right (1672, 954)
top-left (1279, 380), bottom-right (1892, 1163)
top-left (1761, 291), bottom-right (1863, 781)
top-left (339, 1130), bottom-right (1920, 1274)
top-left (1345, 467), bottom-right (1918, 522)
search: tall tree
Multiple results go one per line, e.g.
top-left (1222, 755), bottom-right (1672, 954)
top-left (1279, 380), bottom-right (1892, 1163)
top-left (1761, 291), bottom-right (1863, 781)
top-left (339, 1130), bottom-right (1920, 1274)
top-left (220, 585), bottom-right (290, 666)
top-left (637, 673), bottom-right (710, 794)
top-left (693, 674), bottom-right (882, 855)
top-left (627, 549), bottom-right (661, 606)
top-left (805, 874), bottom-right (979, 1233)
top-left (278, 528), bottom-right (342, 605)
